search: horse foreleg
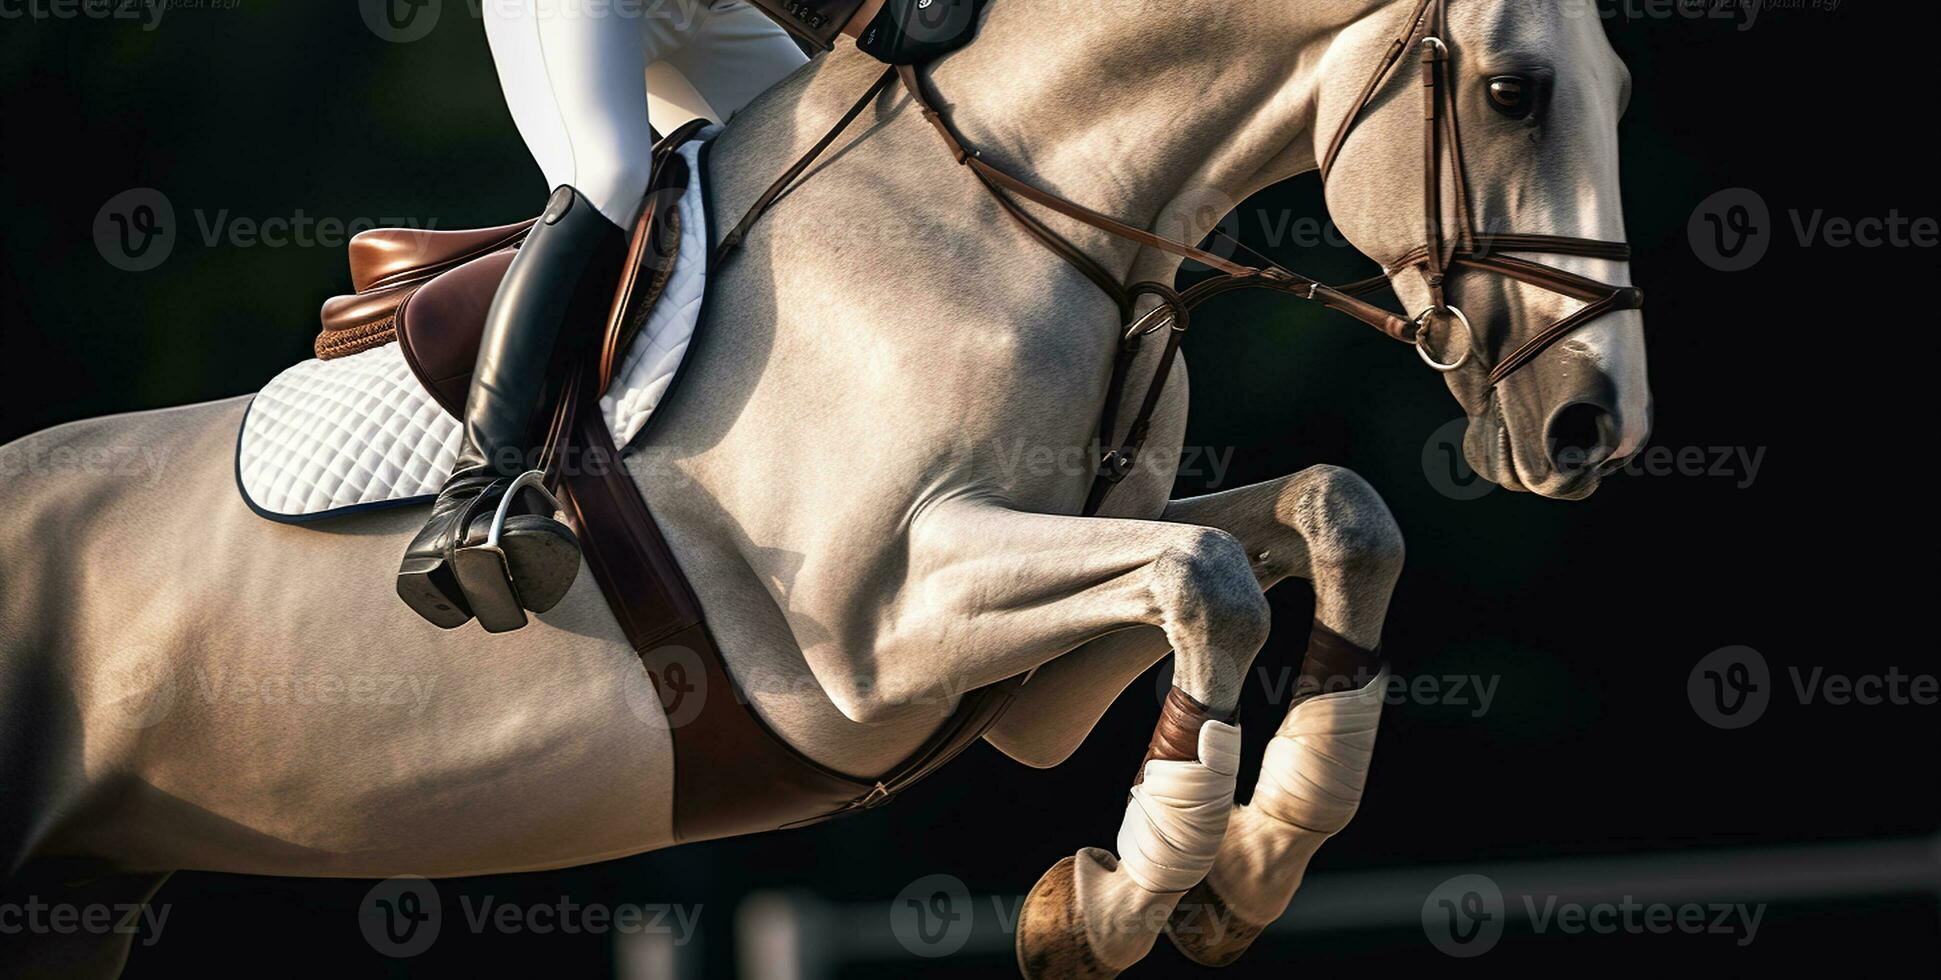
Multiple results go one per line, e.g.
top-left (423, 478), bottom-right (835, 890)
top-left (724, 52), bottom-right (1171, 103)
top-left (1160, 467), bottom-right (1403, 967)
top-left (977, 466), bottom-right (1403, 971)
top-left (984, 465), bottom-right (1401, 766)
top-left (881, 500), bottom-right (1269, 979)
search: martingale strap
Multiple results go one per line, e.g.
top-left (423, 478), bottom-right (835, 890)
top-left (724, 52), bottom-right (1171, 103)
top-left (718, 70), bottom-right (1412, 515)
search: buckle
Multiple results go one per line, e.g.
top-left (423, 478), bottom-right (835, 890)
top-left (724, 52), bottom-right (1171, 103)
top-left (1098, 451), bottom-right (1135, 484)
top-left (859, 782), bottom-right (892, 809)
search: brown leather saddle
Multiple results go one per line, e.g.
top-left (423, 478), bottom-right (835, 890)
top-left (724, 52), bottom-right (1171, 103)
top-left (311, 121), bottom-right (1022, 844)
top-left (314, 119), bottom-right (708, 411)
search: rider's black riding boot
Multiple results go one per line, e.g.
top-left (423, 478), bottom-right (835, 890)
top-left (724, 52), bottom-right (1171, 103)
top-left (396, 186), bottom-right (627, 633)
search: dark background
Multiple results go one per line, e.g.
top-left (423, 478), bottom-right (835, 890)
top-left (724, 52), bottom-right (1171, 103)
top-left (2, 1), bottom-right (1935, 976)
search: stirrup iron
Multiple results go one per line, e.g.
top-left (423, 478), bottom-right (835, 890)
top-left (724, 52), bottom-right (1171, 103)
top-left (453, 471), bottom-right (567, 634)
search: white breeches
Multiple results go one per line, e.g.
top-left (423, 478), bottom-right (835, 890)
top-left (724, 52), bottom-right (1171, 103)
top-left (483, 0), bottom-right (807, 226)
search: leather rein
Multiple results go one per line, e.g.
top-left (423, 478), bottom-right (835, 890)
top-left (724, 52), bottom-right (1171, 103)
top-left (718, 0), bottom-right (1642, 516)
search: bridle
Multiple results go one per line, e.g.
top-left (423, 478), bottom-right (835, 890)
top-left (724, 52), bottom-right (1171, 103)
top-left (718, 0), bottom-right (1643, 514)
top-left (1319, 0), bottom-right (1643, 383)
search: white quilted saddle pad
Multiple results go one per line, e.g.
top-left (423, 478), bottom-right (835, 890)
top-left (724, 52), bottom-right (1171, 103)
top-left (236, 134), bottom-right (712, 523)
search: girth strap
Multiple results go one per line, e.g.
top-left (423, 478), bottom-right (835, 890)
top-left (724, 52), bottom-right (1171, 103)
top-left (561, 385), bottom-right (1028, 841)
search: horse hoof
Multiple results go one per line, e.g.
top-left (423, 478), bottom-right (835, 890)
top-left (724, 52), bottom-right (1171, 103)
top-left (1165, 877), bottom-right (1267, 967)
top-left (1017, 851), bottom-right (1120, 980)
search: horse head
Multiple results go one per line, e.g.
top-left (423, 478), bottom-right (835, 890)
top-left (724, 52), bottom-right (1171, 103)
top-left (1318, 0), bottom-right (1650, 498)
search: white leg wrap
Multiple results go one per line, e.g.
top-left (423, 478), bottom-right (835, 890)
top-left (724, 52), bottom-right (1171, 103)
top-left (1115, 720), bottom-right (1241, 894)
top-left (1250, 668), bottom-right (1386, 833)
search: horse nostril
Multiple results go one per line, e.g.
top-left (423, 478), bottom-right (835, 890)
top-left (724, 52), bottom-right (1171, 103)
top-left (1545, 401), bottom-right (1619, 475)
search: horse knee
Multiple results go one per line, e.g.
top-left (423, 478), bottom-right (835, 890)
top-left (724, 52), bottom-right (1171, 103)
top-left (1152, 529), bottom-right (1272, 672)
top-left (1281, 466), bottom-right (1404, 580)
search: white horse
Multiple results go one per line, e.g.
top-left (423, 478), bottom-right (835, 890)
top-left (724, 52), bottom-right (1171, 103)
top-left (0, 1), bottom-right (1647, 975)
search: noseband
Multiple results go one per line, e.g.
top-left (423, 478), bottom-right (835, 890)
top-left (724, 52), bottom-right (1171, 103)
top-left (720, 0), bottom-right (1643, 513)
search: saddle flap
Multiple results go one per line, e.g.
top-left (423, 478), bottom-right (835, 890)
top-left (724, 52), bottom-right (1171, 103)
top-left (398, 248), bottom-right (520, 418)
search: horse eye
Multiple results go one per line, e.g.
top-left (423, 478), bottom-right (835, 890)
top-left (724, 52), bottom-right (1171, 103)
top-left (1487, 76), bottom-right (1533, 118)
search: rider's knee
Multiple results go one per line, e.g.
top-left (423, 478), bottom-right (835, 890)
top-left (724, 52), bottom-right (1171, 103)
top-left (570, 154), bottom-right (655, 229)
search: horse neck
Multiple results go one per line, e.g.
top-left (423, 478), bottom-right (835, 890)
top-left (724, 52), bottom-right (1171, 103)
top-left (927, 0), bottom-right (1399, 284)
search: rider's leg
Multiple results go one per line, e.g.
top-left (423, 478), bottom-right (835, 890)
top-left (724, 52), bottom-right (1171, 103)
top-left (646, 0), bottom-right (807, 128)
top-left (397, 1), bottom-right (655, 631)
